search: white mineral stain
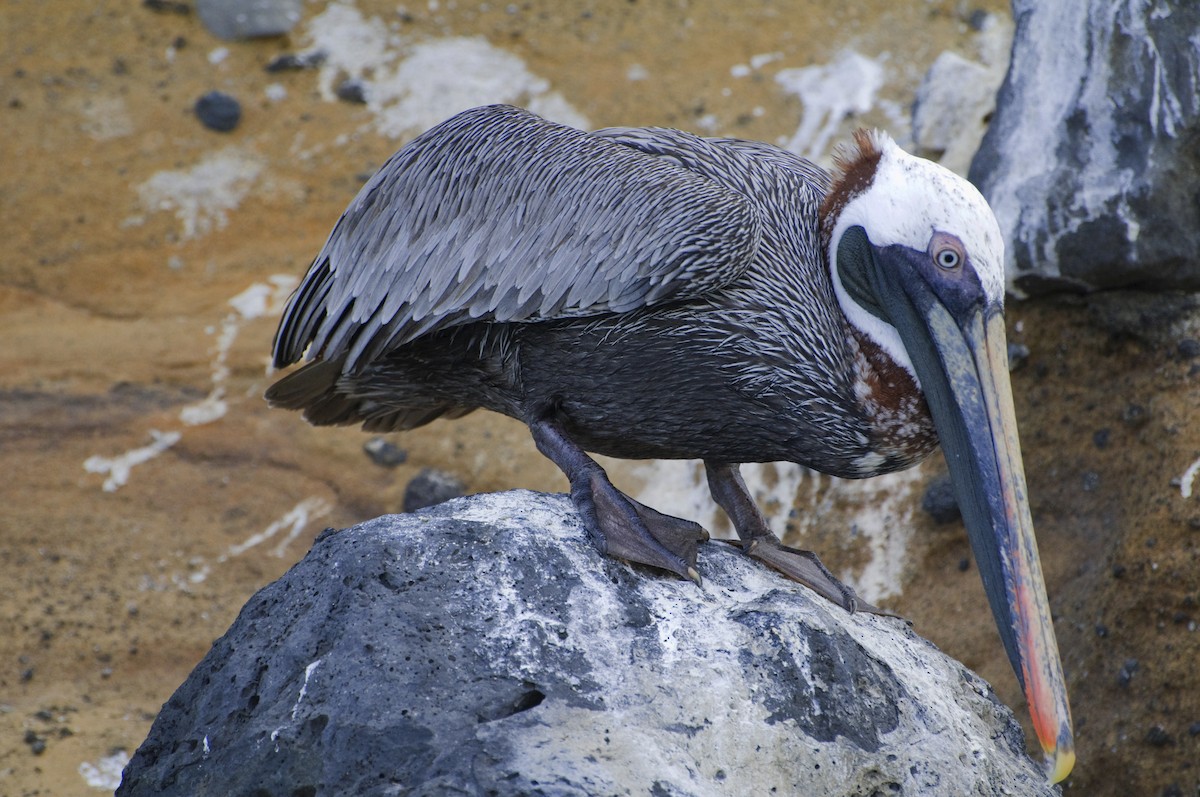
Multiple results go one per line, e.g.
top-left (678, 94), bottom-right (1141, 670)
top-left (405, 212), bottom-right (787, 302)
top-left (76, 94), bottom-right (134, 141)
top-left (84, 430), bottom-right (182, 493)
top-left (776, 49), bottom-right (886, 162)
top-left (179, 276), bottom-right (298, 426)
top-left (303, 1), bottom-right (588, 139)
top-left (136, 147), bottom-right (263, 240)
top-left (911, 50), bottom-right (1004, 176)
top-left (292, 658), bottom-right (324, 720)
top-left (731, 51), bottom-right (783, 77)
top-left (831, 467), bottom-right (927, 602)
top-left (221, 497), bottom-right (333, 560)
top-left (79, 750), bottom-right (130, 790)
top-left (441, 492), bottom-right (1031, 795)
top-left (85, 278), bottom-right (298, 490)
top-left (1180, 455), bottom-right (1200, 500)
top-left (980, 4), bottom-right (1175, 293)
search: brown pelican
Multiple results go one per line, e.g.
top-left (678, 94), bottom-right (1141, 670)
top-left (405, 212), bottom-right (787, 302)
top-left (267, 104), bottom-right (1074, 781)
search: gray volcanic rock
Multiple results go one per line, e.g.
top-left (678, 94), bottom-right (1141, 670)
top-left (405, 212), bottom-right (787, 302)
top-left (970, 0), bottom-right (1200, 295)
top-left (116, 491), bottom-right (1058, 796)
top-left (196, 0), bottom-right (302, 40)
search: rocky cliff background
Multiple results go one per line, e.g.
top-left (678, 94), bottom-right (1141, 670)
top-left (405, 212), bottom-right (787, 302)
top-left (2, 1), bottom-right (1198, 795)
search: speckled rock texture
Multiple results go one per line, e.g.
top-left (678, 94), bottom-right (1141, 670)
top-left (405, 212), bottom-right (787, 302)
top-left (970, 0), bottom-right (1200, 295)
top-left (116, 491), bottom-right (1057, 796)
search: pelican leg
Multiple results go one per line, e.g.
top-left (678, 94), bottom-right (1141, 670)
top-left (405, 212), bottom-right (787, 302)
top-left (530, 416), bottom-right (705, 582)
top-left (704, 461), bottom-right (895, 617)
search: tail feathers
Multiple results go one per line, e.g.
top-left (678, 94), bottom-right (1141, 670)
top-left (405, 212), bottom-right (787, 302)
top-left (266, 357), bottom-right (474, 432)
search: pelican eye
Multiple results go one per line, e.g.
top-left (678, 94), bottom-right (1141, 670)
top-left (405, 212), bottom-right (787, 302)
top-left (928, 232), bottom-right (966, 272)
top-left (933, 246), bottom-right (962, 270)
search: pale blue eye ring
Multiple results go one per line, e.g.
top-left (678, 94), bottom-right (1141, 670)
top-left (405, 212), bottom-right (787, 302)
top-left (935, 248), bottom-right (961, 269)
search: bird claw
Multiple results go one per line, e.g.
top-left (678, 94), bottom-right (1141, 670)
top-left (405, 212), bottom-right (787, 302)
top-left (576, 473), bottom-right (708, 584)
top-left (742, 536), bottom-right (903, 620)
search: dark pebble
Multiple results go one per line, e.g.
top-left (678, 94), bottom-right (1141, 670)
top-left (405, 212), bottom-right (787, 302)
top-left (20, 667), bottom-right (33, 682)
top-left (1092, 428), bottom-right (1110, 449)
top-left (194, 91), bottom-right (241, 132)
top-left (1112, 563), bottom-right (1126, 578)
top-left (1145, 725), bottom-right (1174, 747)
top-left (1082, 471), bottom-right (1100, 492)
top-left (921, 475), bottom-right (960, 524)
top-left (23, 729), bottom-right (45, 755)
top-left (1094, 623), bottom-right (1108, 638)
top-left (363, 437), bottom-right (407, 468)
top-left (1177, 338), bottom-right (1200, 359)
top-left (403, 468), bottom-right (466, 513)
top-left (1006, 342), bottom-right (1030, 371)
top-left (957, 557), bottom-right (970, 572)
top-left (265, 50), bottom-right (327, 72)
top-left (1161, 785), bottom-right (1183, 797)
top-left (1121, 403), bottom-right (1149, 428)
top-left (1188, 721), bottom-right (1200, 736)
top-left (1117, 658), bottom-right (1139, 687)
top-left (335, 78), bottom-right (368, 104)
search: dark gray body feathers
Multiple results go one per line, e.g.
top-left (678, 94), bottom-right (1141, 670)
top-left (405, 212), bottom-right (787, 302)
top-left (269, 105), bottom-right (910, 477)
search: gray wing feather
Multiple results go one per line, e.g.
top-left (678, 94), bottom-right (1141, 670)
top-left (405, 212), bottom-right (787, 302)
top-left (273, 104), bottom-right (762, 371)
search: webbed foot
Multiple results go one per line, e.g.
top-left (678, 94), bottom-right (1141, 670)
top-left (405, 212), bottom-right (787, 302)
top-left (530, 414), bottom-right (707, 582)
top-left (705, 460), bottom-right (903, 619)
top-left (579, 472), bottom-right (706, 582)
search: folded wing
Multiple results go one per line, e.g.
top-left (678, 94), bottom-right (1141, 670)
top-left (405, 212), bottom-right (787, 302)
top-left (272, 104), bottom-right (764, 372)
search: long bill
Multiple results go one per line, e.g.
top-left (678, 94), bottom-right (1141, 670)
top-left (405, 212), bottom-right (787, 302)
top-left (878, 257), bottom-right (1075, 783)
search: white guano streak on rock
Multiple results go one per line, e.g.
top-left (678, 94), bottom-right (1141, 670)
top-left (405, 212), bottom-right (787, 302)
top-left (448, 492), bottom-right (1017, 795)
top-left (985, 2), bottom-right (1181, 291)
top-left (453, 492), bottom-right (585, 675)
top-left (291, 658), bottom-right (324, 720)
top-left (833, 466), bottom-right (927, 603)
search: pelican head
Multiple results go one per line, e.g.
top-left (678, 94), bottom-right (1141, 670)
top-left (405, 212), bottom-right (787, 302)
top-left (825, 131), bottom-right (1074, 783)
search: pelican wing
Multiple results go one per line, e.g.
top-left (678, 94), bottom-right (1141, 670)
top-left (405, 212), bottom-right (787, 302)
top-left (273, 104), bottom-right (762, 371)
